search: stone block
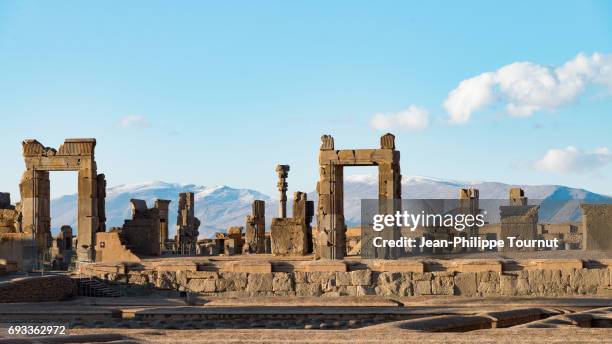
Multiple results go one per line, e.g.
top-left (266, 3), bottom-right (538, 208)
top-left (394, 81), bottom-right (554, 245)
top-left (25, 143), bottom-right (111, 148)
top-left (370, 260), bottom-right (424, 273)
top-left (220, 272), bottom-right (248, 291)
top-left (247, 273), bottom-right (274, 293)
top-left (414, 280), bottom-right (432, 295)
top-left (500, 274), bottom-right (518, 296)
top-left (335, 272), bottom-right (352, 286)
top-left (270, 218), bottom-right (308, 256)
top-left (295, 283), bottom-right (322, 296)
top-left (186, 271), bottom-right (219, 279)
top-left (455, 260), bottom-right (502, 273)
top-left (454, 272), bottom-right (477, 296)
top-left (273, 273), bottom-right (293, 292)
top-left (222, 261), bottom-right (272, 273)
top-left (350, 269), bottom-right (372, 285)
top-left (582, 204), bottom-right (612, 251)
top-left (187, 278), bottom-right (217, 293)
top-left (300, 260), bottom-right (347, 272)
top-left (307, 271), bottom-right (335, 284)
top-left (431, 276), bottom-right (454, 295)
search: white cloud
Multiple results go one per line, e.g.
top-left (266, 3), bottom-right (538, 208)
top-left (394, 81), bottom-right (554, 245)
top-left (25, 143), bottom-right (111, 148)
top-left (370, 105), bottom-right (429, 131)
top-left (534, 146), bottom-right (612, 174)
top-left (119, 115), bottom-right (151, 129)
top-left (444, 52), bottom-right (612, 123)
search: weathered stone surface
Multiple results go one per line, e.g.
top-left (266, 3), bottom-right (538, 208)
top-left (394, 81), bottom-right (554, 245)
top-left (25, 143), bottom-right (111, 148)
top-left (477, 271), bottom-right (500, 296)
top-left (220, 272), bottom-right (248, 291)
top-left (187, 278), bottom-right (216, 293)
top-left (350, 269), bottom-right (372, 285)
top-left (582, 204), bottom-right (612, 251)
top-left (247, 273), bottom-right (274, 293)
top-left (295, 283), bottom-right (322, 296)
top-left (156, 271), bottom-right (178, 289)
top-left (454, 272), bottom-right (477, 296)
top-left (175, 192), bottom-right (201, 254)
top-left (500, 274), bottom-right (518, 296)
top-left (375, 272), bottom-right (401, 296)
top-left (270, 218), bottom-right (308, 256)
top-left (273, 273), bottom-right (293, 292)
top-left (335, 272), bottom-right (351, 286)
top-left (431, 276), bottom-right (454, 295)
top-left (245, 200), bottom-right (266, 253)
top-left (414, 280), bottom-right (432, 295)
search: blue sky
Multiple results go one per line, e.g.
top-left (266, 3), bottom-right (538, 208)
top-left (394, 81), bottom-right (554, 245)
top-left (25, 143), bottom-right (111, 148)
top-left (1, 0), bottom-right (611, 200)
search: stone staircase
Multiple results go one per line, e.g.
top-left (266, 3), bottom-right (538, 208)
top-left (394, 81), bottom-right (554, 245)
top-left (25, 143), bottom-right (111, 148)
top-left (74, 277), bottom-right (122, 297)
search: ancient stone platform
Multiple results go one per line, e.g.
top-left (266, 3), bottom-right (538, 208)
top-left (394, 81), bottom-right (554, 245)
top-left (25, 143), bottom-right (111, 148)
top-left (78, 256), bottom-right (612, 298)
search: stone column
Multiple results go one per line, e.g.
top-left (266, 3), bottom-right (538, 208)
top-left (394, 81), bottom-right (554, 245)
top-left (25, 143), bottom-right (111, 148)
top-left (155, 199), bottom-right (171, 251)
top-left (253, 200), bottom-right (266, 253)
top-left (376, 134), bottom-right (401, 259)
top-left (96, 174), bottom-right (106, 232)
top-left (458, 188), bottom-right (479, 252)
top-left (275, 164), bottom-right (290, 218)
top-left (293, 192), bottom-right (314, 253)
top-left (316, 150), bottom-right (346, 259)
top-left (19, 170), bottom-right (51, 259)
top-left (77, 162), bottom-right (98, 262)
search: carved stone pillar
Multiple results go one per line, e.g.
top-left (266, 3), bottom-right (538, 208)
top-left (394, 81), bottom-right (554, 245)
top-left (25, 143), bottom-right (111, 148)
top-left (275, 165), bottom-right (290, 218)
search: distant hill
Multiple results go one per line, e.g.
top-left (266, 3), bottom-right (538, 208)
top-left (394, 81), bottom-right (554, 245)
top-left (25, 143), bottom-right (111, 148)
top-left (50, 176), bottom-right (612, 238)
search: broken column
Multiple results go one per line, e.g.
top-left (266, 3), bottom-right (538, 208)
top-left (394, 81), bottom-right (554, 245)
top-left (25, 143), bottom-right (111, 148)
top-left (275, 164), bottom-right (290, 218)
top-left (293, 192), bottom-right (314, 253)
top-left (499, 188), bottom-right (539, 252)
top-left (175, 192), bottom-right (201, 254)
top-left (457, 188), bottom-right (480, 252)
top-left (96, 174), bottom-right (107, 232)
top-left (155, 199), bottom-right (171, 252)
top-left (245, 200), bottom-right (266, 253)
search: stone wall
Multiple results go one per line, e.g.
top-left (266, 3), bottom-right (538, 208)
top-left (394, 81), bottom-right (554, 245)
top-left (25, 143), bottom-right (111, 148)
top-left (82, 259), bottom-right (611, 298)
top-left (0, 275), bottom-right (76, 303)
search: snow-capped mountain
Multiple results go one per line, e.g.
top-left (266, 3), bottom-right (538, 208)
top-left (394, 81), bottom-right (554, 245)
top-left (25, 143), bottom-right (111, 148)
top-left (50, 176), bottom-right (611, 238)
top-left (50, 181), bottom-right (275, 238)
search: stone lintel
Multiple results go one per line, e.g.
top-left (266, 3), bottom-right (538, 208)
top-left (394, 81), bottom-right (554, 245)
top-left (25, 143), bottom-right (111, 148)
top-left (154, 262), bottom-right (198, 272)
top-left (298, 260), bottom-right (347, 272)
top-left (222, 261), bottom-right (272, 273)
top-left (369, 260), bottom-right (424, 273)
top-left (453, 260), bottom-right (502, 273)
top-left (79, 262), bottom-right (126, 275)
top-left (525, 259), bottom-right (583, 270)
top-left (319, 149), bottom-right (395, 165)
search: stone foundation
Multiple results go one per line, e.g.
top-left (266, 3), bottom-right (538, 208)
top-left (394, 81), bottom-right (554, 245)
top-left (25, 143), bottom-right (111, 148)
top-left (0, 275), bottom-right (76, 303)
top-left (80, 259), bottom-right (612, 298)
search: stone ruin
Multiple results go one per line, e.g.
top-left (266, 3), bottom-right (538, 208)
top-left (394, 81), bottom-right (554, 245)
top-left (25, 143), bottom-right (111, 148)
top-left (0, 193), bottom-right (20, 234)
top-left (245, 200), bottom-right (266, 253)
top-left (155, 199), bottom-right (172, 252)
top-left (95, 198), bottom-right (170, 262)
top-left (20, 139), bottom-right (106, 264)
top-left (175, 192), bottom-right (201, 254)
top-left (0, 193), bottom-right (29, 269)
top-left (499, 188), bottom-right (539, 252)
top-left (316, 133), bottom-right (401, 259)
top-left (50, 225), bottom-right (74, 270)
top-left (581, 203), bottom-right (612, 252)
top-left (270, 165), bottom-right (314, 256)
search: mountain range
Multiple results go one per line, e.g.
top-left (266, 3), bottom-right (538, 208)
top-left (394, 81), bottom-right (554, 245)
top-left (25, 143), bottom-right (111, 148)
top-left (49, 175), bottom-right (612, 238)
